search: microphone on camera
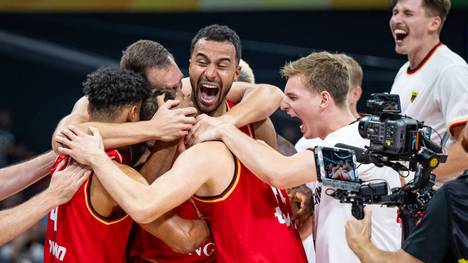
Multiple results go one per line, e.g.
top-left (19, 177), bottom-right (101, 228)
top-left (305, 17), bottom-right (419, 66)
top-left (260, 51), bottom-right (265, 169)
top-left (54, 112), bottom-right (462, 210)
top-left (334, 143), bottom-right (370, 164)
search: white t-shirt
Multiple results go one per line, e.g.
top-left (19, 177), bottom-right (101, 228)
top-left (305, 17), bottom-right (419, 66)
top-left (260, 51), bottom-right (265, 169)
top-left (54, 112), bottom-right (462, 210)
top-left (294, 137), bottom-right (322, 263)
top-left (313, 122), bottom-right (402, 263)
top-left (390, 44), bottom-right (468, 146)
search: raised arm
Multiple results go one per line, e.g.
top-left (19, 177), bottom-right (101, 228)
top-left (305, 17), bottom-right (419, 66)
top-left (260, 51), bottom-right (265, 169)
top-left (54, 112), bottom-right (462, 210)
top-left (0, 161), bottom-right (90, 245)
top-left (195, 123), bottom-right (316, 189)
top-left (0, 150), bottom-right (56, 201)
top-left (223, 82), bottom-right (284, 127)
top-left (56, 126), bottom-right (222, 224)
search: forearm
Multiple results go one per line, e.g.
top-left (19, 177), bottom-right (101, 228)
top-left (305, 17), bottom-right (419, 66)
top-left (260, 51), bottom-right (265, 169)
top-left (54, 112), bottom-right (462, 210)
top-left (219, 124), bottom-right (314, 188)
top-left (0, 151), bottom-right (56, 201)
top-left (352, 242), bottom-right (396, 263)
top-left (435, 139), bottom-right (468, 182)
top-left (77, 121), bottom-right (154, 150)
top-left (88, 154), bottom-right (155, 222)
top-left (224, 84), bottom-right (283, 127)
top-left (141, 213), bottom-right (209, 253)
top-left (0, 189), bottom-right (57, 245)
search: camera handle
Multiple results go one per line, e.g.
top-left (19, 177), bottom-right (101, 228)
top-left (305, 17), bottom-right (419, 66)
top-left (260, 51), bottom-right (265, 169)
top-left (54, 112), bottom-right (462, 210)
top-left (351, 199), bottom-right (365, 220)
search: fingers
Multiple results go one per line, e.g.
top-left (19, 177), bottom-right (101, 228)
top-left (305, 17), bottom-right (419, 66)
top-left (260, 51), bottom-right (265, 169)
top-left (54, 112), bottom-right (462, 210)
top-left (161, 99), bottom-right (180, 109)
top-left (68, 125), bottom-right (86, 137)
top-left (156, 94), bottom-right (166, 107)
top-left (57, 146), bottom-right (72, 156)
top-left (54, 159), bottom-right (67, 174)
top-left (75, 170), bottom-right (91, 187)
top-left (181, 107), bottom-right (198, 117)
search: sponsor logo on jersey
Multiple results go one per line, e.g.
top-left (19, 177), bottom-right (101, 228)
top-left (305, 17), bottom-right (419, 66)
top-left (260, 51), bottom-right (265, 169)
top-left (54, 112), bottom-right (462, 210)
top-left (48, 240), bottom-right (67, 261)
top-left (410, 91), bottom-right (418, 103)
top-left (188, 242), bottom-right (215, 257)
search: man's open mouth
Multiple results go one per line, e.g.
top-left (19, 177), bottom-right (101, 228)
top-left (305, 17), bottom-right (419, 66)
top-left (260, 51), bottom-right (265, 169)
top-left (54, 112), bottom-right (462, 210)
top-left (394, 29), bottom-right (408, 42)
top-left (198, 83), bottom-right (219, 104)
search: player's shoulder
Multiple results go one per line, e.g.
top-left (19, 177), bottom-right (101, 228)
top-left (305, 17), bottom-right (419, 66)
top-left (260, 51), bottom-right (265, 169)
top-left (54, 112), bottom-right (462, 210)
top-left (180, 141), bottom-right (231, 164)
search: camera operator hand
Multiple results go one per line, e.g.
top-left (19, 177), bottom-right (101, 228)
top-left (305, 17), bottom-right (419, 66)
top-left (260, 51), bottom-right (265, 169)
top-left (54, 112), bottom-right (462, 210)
top-left (345, 207), bottom-right (422, 263)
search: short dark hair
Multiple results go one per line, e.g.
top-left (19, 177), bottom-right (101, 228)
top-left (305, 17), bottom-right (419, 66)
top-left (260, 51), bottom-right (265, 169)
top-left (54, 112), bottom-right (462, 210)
top-left (83, 67), bottom-right (150, 120)
top-left (391, 0), bottom-right (451, 29)
top-left (190, 24), bottom-right (242, 64)
top-left (120, 40), bottom-right (174, 74)
top-left (140, 88), bottom-right (176, 121)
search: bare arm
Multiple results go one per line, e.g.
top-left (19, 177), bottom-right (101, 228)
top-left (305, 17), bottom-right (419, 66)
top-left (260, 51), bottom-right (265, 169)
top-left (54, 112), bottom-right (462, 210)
top-left (0, 161), bottom-right (90, 245)
top-left (434, 124), bottom-right (468, 181)
top-left (114, 161), bottom-right (210, 252)
top-left (195, 123), bottom-right (316, 189)
top-left (140, 211), bottom-right (209, 253)
top-left (186, 81), bottom-right (284, 146)
top-left (0, 150), bottom-right (56, 201)
top-left (56, 126), bottom-right (222, 224)
top-left (51, 96), bottom-right (90, 152)
top-left (345, 208), bottom-right (422, 263)
top-left (223, 82), bottom-right (284, 127)
top-left (52, 96), bottom-right (197, 151)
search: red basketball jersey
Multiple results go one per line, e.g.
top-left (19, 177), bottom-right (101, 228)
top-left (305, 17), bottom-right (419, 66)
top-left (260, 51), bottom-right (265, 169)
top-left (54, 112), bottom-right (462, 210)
top-left (44, 150), bottom-right (133, 262)
top-left (128, 200), bottom-right (215, 263)
top-left (192, 101), bottom-right (307, 262)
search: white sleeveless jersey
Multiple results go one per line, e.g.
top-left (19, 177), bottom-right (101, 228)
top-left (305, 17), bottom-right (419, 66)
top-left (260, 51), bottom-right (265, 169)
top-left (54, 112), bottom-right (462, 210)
top-left (390, 44), bottom-right (468, 145)
top-left (313, 122), bottom-right (402, 263)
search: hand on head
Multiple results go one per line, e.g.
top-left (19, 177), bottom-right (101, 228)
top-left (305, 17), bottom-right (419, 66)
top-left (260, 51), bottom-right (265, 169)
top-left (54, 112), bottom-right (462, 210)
top-left (55, 125), bottom-right (105, 166)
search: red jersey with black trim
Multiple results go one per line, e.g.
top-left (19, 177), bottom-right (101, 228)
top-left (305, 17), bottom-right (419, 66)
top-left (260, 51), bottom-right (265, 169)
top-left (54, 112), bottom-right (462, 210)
top-left (44, 150), bottom-right (132, 262)
top-left (128, 199), bottom-right (215, 263)
top-left (192, 101), bottom-right (307, 263)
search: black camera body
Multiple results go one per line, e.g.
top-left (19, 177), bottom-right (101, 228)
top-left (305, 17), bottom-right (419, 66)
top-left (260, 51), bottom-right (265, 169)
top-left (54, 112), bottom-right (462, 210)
top-left (317, 94), bottom-right (447, 235)
top-left (358, 93), bottom-right (421, 160)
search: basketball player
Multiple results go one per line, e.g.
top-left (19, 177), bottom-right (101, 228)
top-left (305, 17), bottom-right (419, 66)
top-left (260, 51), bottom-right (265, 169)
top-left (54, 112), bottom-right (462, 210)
top-left (45, 67), bottom-right (208, 262)
top-left (57, 25), bottom-right (307, 263)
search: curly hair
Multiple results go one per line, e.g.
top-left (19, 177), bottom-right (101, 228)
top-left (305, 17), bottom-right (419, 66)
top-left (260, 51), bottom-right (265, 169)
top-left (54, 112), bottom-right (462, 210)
top-left (83, 67), bottom-right (150, 120)
top-left (190, 24), bottom-right (242, 65)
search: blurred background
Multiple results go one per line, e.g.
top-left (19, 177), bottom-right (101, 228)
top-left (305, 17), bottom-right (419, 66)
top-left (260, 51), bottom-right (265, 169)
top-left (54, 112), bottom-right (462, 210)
top-left (0, 0), bottom-right (467, 262)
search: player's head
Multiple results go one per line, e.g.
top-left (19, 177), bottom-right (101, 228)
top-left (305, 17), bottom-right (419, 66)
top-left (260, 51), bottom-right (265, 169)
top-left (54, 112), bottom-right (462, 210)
top-left (140, 86), bottom-right (194, 121)
top-left (83, 67), bottom-right (150, 123)
top-left (189, 24), bottom-right (241, 114)
top-left (335, 53), bottom-right (363, 118)
top-left (389, 0), bottom-right (450, 55)
top-left (120, 40), bottom-right (183, 92)
top-left (237, 59), bottom-right (255, 84)
top-left (280, 51), bottom-right (349, 139)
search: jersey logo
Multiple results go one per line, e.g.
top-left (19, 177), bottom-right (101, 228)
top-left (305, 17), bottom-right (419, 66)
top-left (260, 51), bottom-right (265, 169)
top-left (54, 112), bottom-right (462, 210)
top-left (271, 187), bottom-right (292, 226)
top-left (48, 240), bottom-right (67, 261)
top-left (410, 91), bottom-right (418, 103)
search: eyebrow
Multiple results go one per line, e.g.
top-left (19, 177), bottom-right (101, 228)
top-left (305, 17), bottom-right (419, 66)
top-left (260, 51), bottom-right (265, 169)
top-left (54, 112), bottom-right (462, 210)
top-left (195, 53), bottom-right (232, 63)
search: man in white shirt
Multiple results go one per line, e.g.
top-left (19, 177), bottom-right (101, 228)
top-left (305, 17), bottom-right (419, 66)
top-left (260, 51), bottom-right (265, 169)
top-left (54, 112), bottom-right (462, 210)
top-left (190, 51), bottom-right (401, 263)
top-left (389, 0), bottom-right (468, 181)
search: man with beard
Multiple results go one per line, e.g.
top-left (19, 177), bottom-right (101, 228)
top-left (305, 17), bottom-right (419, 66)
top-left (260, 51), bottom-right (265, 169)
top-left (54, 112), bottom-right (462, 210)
top-left (185, 51), bottom-right (401, 263)
top-left (56, 25), bottom-right (307, 263)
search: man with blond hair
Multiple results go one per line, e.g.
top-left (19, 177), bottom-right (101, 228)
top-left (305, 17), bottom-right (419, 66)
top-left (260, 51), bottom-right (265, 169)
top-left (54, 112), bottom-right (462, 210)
top-left (295, 53), bottom-right (363, 152)
top-left (189, 51), bottom-right (402, 263)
